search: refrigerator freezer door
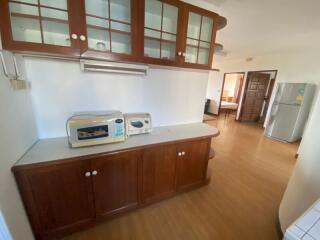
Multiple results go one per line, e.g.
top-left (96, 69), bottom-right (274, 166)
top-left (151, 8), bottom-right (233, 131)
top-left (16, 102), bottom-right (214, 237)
top-left (269, 103), bottom-right (301, 142)
top-left (275, 83), bottom-right (306, 105)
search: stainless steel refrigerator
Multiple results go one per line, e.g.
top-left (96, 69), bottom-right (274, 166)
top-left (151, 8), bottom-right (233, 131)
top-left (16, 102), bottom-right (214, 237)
top-left (265, 83), bottom-right (316, 143)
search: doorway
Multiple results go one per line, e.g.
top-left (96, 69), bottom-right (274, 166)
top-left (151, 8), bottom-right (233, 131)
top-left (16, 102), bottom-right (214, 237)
top-left (239, 70), bottom-right (277, 123)
top-left (218, 72), bottom-right (245, 117)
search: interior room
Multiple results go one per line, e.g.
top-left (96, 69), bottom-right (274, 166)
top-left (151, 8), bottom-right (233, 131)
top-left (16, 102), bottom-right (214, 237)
top-left (1, 0), bottom-right (320, 240)
top-left (218, 72), bottom-right (244, 118)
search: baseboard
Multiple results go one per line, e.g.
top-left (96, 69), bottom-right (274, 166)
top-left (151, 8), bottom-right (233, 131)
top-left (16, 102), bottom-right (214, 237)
top-left (205, 112), bottom-right (218, 116)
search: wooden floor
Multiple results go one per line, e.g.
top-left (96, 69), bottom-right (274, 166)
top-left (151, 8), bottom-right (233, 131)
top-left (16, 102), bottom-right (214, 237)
top-left (62, 116), bottom-right (298, 240)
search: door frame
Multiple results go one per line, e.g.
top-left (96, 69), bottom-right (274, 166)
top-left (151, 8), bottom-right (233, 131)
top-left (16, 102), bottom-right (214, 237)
top-left (218, 72), bottom-right (245, 116)
top-left (238, 70), bottom-right (278, 122)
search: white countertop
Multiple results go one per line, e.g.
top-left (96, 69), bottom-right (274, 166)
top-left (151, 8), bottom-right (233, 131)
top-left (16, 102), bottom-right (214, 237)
top-left (14, 123), bottom-right (219, 167)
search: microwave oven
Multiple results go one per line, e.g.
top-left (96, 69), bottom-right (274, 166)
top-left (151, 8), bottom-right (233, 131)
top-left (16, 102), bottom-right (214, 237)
top-left (124, 113), bottom-right (152, 136)
top-left (67, 111), bottom-right (125, 148)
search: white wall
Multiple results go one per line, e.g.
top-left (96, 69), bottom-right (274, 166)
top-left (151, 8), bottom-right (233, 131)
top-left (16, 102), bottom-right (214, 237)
top-left (0, 57), bottom-right (38, 240)
top-left (24, 57), bottom-right (209, 138)
top-left (279, 92), bottom-right (320, 231)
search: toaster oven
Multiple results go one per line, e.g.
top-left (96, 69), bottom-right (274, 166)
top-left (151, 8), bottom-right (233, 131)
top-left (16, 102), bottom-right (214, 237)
top-left (67, 111), bottom-right (125, 148)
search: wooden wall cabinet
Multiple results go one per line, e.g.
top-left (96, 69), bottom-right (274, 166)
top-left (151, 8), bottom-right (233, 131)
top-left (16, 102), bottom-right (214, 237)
top-left (0, 0), bottom-right (226, 70)
top-left (13, 137), bottom-right (212, 239)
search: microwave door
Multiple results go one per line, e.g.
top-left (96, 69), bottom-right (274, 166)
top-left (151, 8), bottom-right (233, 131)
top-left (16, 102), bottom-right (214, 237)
top-left (77, 125), bottom-right (109, 140)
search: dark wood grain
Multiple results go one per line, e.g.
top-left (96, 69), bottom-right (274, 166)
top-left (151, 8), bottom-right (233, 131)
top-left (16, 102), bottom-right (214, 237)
top-left (240, 72), bottom-right (271, 122)
top-left (14, 160), bottom-right (95, 239)
top-left (141, 144), bottom-right (178, 204)
top-left (176, 138), bottom-right (211, 191)
top-left (91, 151), bottom-right (140, 218)
top-left (13, 136), bottom-right (213, 240)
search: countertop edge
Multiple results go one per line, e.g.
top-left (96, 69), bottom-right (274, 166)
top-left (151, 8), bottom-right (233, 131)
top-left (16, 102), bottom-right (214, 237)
top-left (12, 123), bottom-right (220, 169)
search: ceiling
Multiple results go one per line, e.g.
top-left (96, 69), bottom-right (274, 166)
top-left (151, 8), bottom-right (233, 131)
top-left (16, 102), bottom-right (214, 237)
top-left (191, 0), bottom-right (320, 60)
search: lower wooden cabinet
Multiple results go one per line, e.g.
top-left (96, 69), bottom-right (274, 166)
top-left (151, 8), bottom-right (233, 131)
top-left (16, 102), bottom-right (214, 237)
top-left (176, 139), bottom-right (211, 191)
top-left (91, 151), bottom-right (139, 218)
top-left (142, 144), bottom-right (177, 203)
top-left (14, 160), bottom-right (95, 239)
top-left (13, 137), bottom-right (212, 240)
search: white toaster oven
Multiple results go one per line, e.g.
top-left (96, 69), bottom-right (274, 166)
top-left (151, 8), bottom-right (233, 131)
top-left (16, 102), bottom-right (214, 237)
top-left (124, 113), bottom-right (152, 136)
top-left (67, 111), bottom-right (125, 148)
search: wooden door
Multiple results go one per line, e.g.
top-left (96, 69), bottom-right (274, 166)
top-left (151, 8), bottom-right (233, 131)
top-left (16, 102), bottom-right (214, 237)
top-left (14, 160), bottom-right (95, 238)
top-left (260, 78), bottom-right (276, 123)
top-left (0, 0), bottom-right (81, 56)
top-left (142, 144), bottom-right (177, 203)
top-left (78, 0), bottom-right (140, 61)
top-left (176, 138), bottom-right (210, 191)
top-left (179, 4), bottom-right (219, 69)
top-left (91, 150), bottom-right (140, 218)
top-left (240, 73), bottom-right (270, 122)
top-left (139, 0), bottom-right (183, 66)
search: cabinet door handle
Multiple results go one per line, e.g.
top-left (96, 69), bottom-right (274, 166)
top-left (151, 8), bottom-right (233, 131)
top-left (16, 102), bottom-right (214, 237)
top-left (85, 172), bottom-right (91, 177)
top-left (178, 52), bottom-right (182, 56)
top-left (182, 152), bottom-right (186, 155)
top-left (182, 52), bottom-right (186, 57)
top-left (80, 35), bottom-right (86, 41)
top-left (71, 33), bottom-right (78, 40)
top-left (178, 152), bottom-right (182, 156)
top-left (92, 170), bottom-right (98, 176)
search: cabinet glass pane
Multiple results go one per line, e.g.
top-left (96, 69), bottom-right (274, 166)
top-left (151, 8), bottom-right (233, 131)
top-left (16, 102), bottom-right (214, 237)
top-left (144, 1), bottom-right (178, 60)
top-left (185, 46), bottom-right (198, 63)
top-left (161, 42), bottom-right (175, 60)
top-left (145, 29), bottom-right (161, 39)
top-left (40, 7), bottom-right (70, 46)
top-left (184, 11), bottom-right (214, 65)
top-left (85, 0), bottom-right (109, 18)
top-left (145, 0), bottom-right (162, 30)
top-left (40, 0), bottom-right (67, 10)
top-left (198, 48), bottom-right (209, 65)
top-left (16, 0), bottom-right (37, 4)
top-left (144, 39), bottom-right (160, 58)
top-left (200, 16), bottom-right (213, 42)
top-left (87, 28), bottom-right (110, 51)
top-left (10, 2), bottom-right (39, 15)
top-left (42, 21), bottom-right (70, 46)
top-left (111, 32), bottom-right (131, 54)
top-left (11, 16), bottom-right (42, 43)
top-left (200, 41), bottom-right (210, 48)
top-left (187, 38), bottom-right (199, 47)
top-left (187, 12), bottom-right (201, 39)
top-left (111, 22), bottom-right (130, 32)
top-left (9, 3), bottom-right (42, 43)
top-left (40, 8), bottom-right (68, 20)
top-left (162, 3), bottom-right (178, 34)
top-left (86, 16), bottom-right (109, 28)
top-left (110, 0), bottom-right (130, 23)
top-left (162, 33), bottom-right (176, 42)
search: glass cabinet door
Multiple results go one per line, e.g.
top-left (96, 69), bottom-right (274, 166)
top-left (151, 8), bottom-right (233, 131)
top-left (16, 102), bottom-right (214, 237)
top-left (83, 0), bottom-right (132, 55)
top-left (184, 11), bottom-right (215, 65)
top-left (8, 0), bottom-right (71, 47)
top-left (144, 0), bottom-right (179, 61)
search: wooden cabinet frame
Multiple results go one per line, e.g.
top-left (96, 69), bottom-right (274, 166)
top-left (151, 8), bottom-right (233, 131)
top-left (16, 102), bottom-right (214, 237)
top-left (0, 0), bottom-right (81, 56)
top-left (0, 0), bottom-right (226, 69)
